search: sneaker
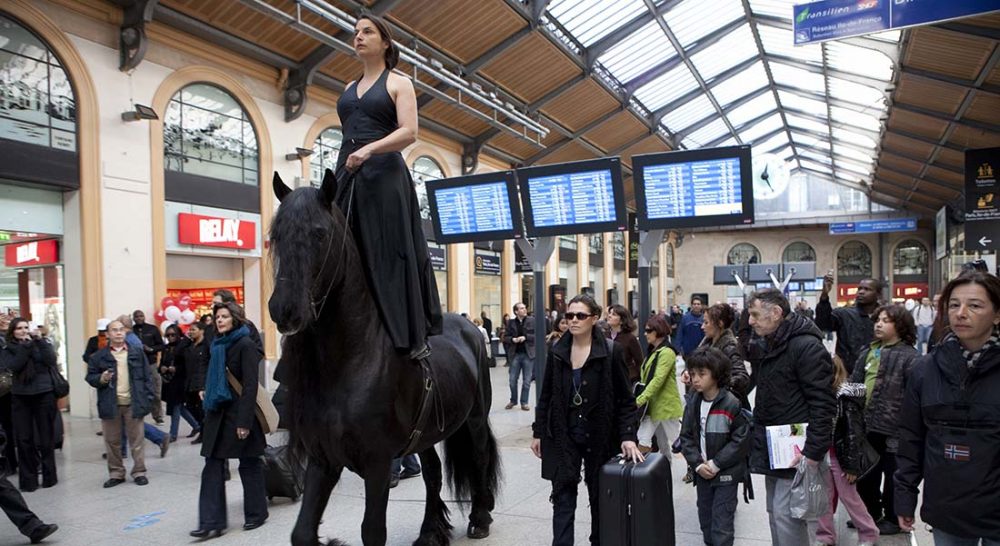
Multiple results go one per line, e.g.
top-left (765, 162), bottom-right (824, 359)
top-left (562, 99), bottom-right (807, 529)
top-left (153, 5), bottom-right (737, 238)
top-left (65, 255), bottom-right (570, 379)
top-left (877, 519), bottom-right (902, 535)
top-left (29, 523), bottom-right (58, 544)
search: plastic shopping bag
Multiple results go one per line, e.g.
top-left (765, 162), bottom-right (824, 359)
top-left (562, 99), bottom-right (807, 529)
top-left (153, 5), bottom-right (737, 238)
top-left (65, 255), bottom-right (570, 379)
top-left (789, 457), bottom-right (830, 520)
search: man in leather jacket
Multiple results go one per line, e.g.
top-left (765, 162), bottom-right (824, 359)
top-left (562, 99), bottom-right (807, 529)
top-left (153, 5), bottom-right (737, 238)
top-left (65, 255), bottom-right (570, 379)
top-left (816, 276), bottom-right (883, 375)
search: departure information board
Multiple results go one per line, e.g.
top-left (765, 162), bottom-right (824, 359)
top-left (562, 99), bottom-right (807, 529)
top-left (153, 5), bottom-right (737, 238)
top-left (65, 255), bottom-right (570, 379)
top-left (517, 157), bottom-right (627, 237)
top-left (427, 171), bottom-right (522, 244)
top-left (633, 146), bottom-right (754, 230)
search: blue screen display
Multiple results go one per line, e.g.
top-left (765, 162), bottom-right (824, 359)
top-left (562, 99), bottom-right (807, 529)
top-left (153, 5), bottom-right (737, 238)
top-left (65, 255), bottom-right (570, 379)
top-left (527, 169), bottom-right (616, 228)
top-left (434, 181), bottom-right (514, 236)
top-left (643, 158), bottom-right (744, 219)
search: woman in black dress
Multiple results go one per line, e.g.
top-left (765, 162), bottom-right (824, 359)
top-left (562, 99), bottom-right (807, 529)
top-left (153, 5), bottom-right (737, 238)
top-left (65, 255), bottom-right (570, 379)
top-left (190, 302), bottom-right (267, 538)
top-left (335, 15), bottom-right (442, 357)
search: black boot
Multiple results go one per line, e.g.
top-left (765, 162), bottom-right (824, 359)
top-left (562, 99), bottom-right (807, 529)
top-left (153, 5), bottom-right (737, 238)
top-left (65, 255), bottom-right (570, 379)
top-left (408, 342), bottom-right (431, 363)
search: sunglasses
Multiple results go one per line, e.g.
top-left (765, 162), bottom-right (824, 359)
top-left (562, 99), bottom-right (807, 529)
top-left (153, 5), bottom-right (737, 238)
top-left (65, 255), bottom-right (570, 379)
top-left (564, 312), bottom-right (595, 321)
top-left (644, 328), bottom-right (655, 333)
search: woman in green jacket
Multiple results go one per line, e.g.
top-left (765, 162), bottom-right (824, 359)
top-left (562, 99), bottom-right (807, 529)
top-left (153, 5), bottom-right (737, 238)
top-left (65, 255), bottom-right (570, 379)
top-left (635, 314), bottom-right (683, 452)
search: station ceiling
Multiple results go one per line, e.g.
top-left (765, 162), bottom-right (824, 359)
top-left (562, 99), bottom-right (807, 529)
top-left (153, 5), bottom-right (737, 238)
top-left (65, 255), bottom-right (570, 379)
top-left (140, 0), bottom-right (1000, 217)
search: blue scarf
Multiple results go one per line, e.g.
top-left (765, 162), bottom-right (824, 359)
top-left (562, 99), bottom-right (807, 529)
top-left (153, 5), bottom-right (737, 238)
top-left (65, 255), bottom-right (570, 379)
top-left (203, 325), bottom-right (249, 412)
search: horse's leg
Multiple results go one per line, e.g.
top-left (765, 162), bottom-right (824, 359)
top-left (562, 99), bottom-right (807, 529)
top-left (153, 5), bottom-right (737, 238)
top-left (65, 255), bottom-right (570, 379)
top-left (291, 462), bottom-right (343, 546)
top-left (413, 447), bottom-right (452, 546)
top-left (360, 460), bottom-right (392, 546)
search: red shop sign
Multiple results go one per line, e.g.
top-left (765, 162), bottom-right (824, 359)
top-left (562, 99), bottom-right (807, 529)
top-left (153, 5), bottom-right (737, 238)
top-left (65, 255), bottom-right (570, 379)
top-left (178, 213), bottom-right (256, 250)
top-left (893, 283), bottom-right (929, 300)
top-left (837, 284), bottom-right (859, 299)
top-left (4, 239), bottom-right (59, 267)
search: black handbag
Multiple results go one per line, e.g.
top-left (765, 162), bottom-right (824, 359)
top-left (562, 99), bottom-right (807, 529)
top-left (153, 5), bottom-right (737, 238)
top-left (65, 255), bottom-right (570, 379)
top-left (50, 366), bottom-right (69, 398)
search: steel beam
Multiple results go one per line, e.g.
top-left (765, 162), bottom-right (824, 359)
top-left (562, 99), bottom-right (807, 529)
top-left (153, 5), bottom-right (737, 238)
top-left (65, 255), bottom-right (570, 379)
top-left (584, 0), bottom-right (683, 65)
top-left (767, 54), bottom-right (889, 90)
top-left (891, 102), bottom-right (1000, 134)
top-left (879, 147), bottom-right (962, 175)
top-left (900, 66), bottom-right (1000, 98)
top-left (934, 21), bottom-right (1000, 42)
top-left (652, 55), bottom-right (762, 124)
top-left (675, 85), bottom-right (770, 139)
top-left (875, 163), bottom-right (963, 193)
top-left (775, 83), bottom-right (886, 113)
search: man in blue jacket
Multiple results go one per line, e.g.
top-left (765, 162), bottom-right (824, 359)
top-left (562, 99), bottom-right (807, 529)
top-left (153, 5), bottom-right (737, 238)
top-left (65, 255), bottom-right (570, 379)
top-left (86, 319), bottom-right (155, 488)
top-left (676, 297), bottom-right (706, 357)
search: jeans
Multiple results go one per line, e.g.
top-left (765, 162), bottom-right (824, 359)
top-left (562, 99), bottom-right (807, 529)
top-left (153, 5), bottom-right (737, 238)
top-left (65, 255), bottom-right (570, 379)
top-left (764, 475), bottom-right (809, 546)
top-left (857, 432), bottom-right (897, 524)
top-left (198, 456), bottom-right (268, 530)
top-left (696, 479), bottom-right (738, 546)
top-left (10, 392), bottom-right (57, 489)
top-left (508, 352), bottom-right (532, 406)
top-left (169, 404), bottom-right (199, 440)
top-left (932, 529), bottom-right (1000, 546)
top-left (917, 325), bottom-right (933, 354)
top-left (816, 450), bottom-right (879, 544)
top-left (391, 455), bottom-right (420, 478)
top-left (550, 438), bottom-right (601, 546)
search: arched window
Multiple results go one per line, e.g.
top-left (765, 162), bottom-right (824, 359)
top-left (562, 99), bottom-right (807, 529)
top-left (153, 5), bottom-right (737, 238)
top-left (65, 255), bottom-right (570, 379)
top-left (0, 14), bottom-right (76, 151)
top-left (666, 244), bottom-right (675, 277)
top-left (837, 241), bottom-right (872, 279)
top-left (410, 155), bottom-right (443, 220)
top-left (727, 243), bottom-right (761, 265)
top-left (310, 126), bottom-right (342, 186)
top-left (783, 241), bottom-right (816, 263)
top-left (164, 83), bottom-right (258, 185)
top-left (894, 240), bottom-right (928, 276)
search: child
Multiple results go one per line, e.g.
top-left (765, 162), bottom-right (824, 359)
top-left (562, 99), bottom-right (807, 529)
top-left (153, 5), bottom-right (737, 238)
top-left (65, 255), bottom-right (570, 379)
top-left (815, 356), bottom-right (879, 546)
top-left (849, 304), bottom-right (918, 535)
top-left (679, 346), bottom-right (750, 546)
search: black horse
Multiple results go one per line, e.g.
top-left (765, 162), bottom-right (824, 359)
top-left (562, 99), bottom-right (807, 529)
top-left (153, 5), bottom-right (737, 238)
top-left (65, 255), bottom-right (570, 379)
top-left (268, 169), bottom-right (500, 546)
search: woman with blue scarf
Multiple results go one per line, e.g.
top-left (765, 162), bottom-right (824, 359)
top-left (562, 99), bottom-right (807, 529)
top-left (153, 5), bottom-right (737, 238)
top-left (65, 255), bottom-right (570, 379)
top-left (190, 302), bottom-right (267, 539)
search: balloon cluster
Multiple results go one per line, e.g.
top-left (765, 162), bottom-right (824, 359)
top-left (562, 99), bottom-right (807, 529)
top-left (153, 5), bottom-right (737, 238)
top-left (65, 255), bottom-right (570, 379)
top-left (153, 294), bottom-right (198, 333)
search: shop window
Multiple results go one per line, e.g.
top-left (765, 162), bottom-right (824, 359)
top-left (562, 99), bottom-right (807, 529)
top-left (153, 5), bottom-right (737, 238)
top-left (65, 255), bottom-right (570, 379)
top-left (0, 14), bottom-right (76, 151)
top-left (837, 241), bottom-right (872, 279)
top-left (164, 83), bottom-right (258, 185)
top-left (559, 235), bottom-right (577, 250)
top-left (783, 241), bottom-right (816, 263)
top-left (727, 243), bottom-right (761, 265)
top-left (666, 244), bottom-right (675, 277)
top-left (410, 155), bottom-right (443, 220)
top-left (612, 232), bottom-right (625, 261)
top-left (310, 127), bottom-right (342, 186)
top-left (589, 233), bottom-right (604, 255)
top-left (894, 240), bottom-right (928, 276)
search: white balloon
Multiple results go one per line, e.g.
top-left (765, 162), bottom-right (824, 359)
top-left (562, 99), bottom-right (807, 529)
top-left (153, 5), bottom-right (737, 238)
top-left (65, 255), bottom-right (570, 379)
top-left (164, 305), bottom-right (182, 322)
top-left (160, 321), bottom-right (172, 335)
top-left (179, 309), bottom-right (196, 325)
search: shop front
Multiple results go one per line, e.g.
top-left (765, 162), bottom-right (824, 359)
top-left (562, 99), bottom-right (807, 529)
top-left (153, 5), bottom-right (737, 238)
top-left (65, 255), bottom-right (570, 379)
top-left (473, 249), bottom-right (501, 323)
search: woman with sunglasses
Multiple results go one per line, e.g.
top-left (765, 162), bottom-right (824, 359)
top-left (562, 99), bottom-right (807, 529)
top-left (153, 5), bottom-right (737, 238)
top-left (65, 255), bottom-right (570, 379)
top-left (635, 314), bottom-right (682, 454)
top-left (160, 324), bottom-right (199, 442)
top-left (531, 294), bottom-right (642, 545)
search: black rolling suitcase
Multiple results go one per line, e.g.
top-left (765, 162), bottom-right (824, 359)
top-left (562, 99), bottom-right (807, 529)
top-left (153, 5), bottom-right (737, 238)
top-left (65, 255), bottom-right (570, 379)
top-left (598, 452), bottom-right (675, 546)
top-left (263, 444), bottom-right (304, 502)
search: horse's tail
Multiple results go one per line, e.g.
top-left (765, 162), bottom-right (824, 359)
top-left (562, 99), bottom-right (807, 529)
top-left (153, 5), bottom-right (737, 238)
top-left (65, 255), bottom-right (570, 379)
top-left (443, 338), bottom-right (501, 522)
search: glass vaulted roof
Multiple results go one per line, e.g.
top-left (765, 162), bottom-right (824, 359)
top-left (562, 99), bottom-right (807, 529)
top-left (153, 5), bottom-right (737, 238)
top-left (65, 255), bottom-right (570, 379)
top-left (542, 0), bottom-right (900, 195)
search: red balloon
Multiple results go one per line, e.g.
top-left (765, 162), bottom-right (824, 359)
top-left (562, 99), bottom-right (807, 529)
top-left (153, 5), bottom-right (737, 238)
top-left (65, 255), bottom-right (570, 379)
top-left (178, 295), bottom-right (193, 311)
top-left (154, 310), bottom-right (166, 322)
top-left (161, 296), bottom-right (176, 310)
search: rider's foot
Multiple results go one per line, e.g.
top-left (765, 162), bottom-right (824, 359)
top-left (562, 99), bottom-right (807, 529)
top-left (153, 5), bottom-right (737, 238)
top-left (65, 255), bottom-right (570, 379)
top-left (408, 342), bottom-right (431, 362)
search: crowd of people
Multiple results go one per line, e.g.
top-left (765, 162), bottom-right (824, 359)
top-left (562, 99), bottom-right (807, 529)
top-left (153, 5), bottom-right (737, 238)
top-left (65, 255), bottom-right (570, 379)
top-left (523, 267), bottom-right (1000, 546)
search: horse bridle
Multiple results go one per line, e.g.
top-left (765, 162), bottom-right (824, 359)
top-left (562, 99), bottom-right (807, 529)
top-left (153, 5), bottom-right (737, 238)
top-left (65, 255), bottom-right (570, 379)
top-left (309, 168), bottom-right (356, 321)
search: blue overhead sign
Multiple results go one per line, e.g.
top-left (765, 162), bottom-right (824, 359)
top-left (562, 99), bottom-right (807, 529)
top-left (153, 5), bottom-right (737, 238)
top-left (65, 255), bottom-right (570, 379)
top-left (794, 0), bottom-right (1000, 45)
top-left (829, 218), bottom-right (918, 235)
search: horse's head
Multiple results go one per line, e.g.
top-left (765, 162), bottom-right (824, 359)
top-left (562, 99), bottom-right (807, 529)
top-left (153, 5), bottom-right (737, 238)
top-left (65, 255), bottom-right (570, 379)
top-left (268, 169), bottom-right (342, 335)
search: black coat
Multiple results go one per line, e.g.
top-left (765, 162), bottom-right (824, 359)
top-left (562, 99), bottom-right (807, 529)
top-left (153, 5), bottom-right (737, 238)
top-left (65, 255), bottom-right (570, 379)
top-left (502, 316), bottom-right (537, 359)
top-left (160, 338), bottom-right (191, 407)
top-left (83, 334), bottom-right (105, 364)
top-left (849, 342), bottom-right (919, 439)
top-left (133, 322), bottom-right (165, 363)
top-left (895, 338), bottom-right (1000, 539)
top-left (185, 340), bottom-right (209, 393)
top-left (1, 340), bottom-right (57, 396)
top-left (832, 383), bottom-right (878, 477)
top-left (815, 295), bottom-right (875, 374)
top-left (679, 388), bottom-right (751, 487)
top-left (747, 313), bottom-right (837, 477)
top-left (533, 332), bottom-right (639, 483)
top-left (201, 336), bottom-right (265, 459)
top-left (610, 330), bottom-right (643, 383)
top-left (85, 345), bottom-right (154, 419)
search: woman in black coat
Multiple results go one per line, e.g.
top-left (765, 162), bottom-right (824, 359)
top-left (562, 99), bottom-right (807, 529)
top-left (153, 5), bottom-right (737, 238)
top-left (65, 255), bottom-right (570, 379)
top-left (606, 304), bottom-right (644, 384)
top-left (531, 294), bottom-right (642, 546)
top-left (160, 324), bottom-right (199, 442)
top-left (0, 319), bottom-right (58, 491)
top-left (190, 302), bottom-right (267, 538)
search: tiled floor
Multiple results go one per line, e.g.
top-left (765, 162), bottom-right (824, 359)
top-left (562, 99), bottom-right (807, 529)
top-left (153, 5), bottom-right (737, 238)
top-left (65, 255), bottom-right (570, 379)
top-left (1, 365), bottom-right (931, 545)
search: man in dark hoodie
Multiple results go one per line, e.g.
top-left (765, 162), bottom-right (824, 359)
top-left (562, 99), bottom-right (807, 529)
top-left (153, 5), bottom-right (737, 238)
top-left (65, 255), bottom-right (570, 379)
top-left (815, 275), bottom-right (883, 375)
top-left (745, 288), bottom-right (836, 546)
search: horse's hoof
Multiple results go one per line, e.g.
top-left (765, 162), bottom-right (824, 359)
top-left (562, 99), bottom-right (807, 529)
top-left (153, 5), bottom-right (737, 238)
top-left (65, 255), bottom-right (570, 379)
top-left (466, 523), bottom-right (490, 539)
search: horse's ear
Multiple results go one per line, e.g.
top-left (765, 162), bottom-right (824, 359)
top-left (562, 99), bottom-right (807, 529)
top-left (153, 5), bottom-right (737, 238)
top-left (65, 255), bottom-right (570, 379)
top-left (273, 172), bottom-right (293, 202)
top-left (319, 168), bottom-right (338, 205)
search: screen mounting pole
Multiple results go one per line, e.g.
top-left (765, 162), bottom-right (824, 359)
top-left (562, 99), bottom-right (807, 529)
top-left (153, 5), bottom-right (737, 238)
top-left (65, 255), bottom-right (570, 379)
top-left (637, 229), bottom-right (665, 357)
top-left (516, 237), bottom-right (555, 404)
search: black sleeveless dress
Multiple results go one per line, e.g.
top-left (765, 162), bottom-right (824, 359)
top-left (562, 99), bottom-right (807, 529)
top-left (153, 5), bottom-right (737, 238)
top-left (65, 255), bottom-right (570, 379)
top-left (335, 69), bottom-right (443, 352)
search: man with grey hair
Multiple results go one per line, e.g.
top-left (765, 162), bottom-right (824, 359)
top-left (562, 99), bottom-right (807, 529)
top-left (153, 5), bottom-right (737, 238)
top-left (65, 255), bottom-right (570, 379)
top-left (746, 288), bottom-right (836, 545)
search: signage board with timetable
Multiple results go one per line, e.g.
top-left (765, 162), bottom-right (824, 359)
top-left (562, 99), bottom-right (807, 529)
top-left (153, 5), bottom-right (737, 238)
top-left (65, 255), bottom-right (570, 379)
top-left (517, 157), bottom-right (627, 238)
top-left (426, 170), bottom-right (522, 245)
top-left (632, 145), bottom-right (754, 230)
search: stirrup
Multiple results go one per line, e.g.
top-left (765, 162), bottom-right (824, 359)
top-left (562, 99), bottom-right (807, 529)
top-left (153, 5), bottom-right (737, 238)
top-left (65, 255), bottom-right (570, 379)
top-left (409, 343), bottom-right (431, 362)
